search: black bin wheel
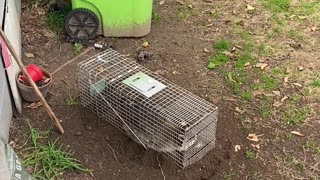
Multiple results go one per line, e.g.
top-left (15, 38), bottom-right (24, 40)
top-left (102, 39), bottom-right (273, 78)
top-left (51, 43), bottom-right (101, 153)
top-left (65, 8), bottom-right (99, 40)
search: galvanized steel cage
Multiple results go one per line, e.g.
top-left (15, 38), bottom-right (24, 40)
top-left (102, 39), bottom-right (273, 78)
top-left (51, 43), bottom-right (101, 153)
top-left (78, 49), bottom-right (218, 167)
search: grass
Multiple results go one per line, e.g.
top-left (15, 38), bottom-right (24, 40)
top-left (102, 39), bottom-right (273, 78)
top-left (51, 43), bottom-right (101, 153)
top-left (176, 4), bottom-right (196, 20)
top-left (64, 95), bottom-right (77, 106)
top-left (287, 29), bottom-right (303, 40)
top-left (253, 74), bottom-right (279, 91)
top-left (240, 91), bottom-right (253, 101)
top-left (259, 97), bottom-right (272, 119)
top-left (262, 0), bottom-right (292, 13)
top-left (45, 3), bottom-right (71, 35)
top-left (223, 170), bottom-right (235, 180)
top-left (152, 12), bottom-right (161, 23)
top-left (311, 79), bottom-right (320, 87)
top-left (245, 150), bottom-right (256, 159)
top-left (282, 106), bottom-right (309, 125)
top-left (207, 54), bottom-right (229, 69)
top-left (73, 43), bottom-right (83, 54)
top-left (22, 124), bottom-right (89, 179)
top-left (214, 40), bottom-right (231, 52)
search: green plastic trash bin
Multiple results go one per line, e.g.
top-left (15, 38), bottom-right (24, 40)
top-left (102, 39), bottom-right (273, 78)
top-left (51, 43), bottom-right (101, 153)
top-left (65, 0), bottom-right (153, 40)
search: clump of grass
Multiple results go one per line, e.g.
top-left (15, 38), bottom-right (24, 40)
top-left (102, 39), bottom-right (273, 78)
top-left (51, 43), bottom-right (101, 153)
top-left (287, 29), bottom-right (303, 40)
top-left (282, 106), bottom-right (309, 125)
top-left (152, 12), bottom-right (160, 23)
top-left (311, 79), bottom-right (320, 87)
top-left (208, 54), bottom-right (229, 69)
top-left (259, 96), bottom-right (273, 119)
top-left (240, 91), bottom-right (253, 101)
top-left (45, 3), bottom-right (71, 35)
top-left (253, 75), bottom-right (279, 91)
top-left (22, 124), bottom-right (89, 179)
top-left (207, 40), bottom-right (231, 69)
top-left (214, 39), bottom-right (231, 52)
top-left (64, 95), bottom-right (77, 106)
top-left (73, 43), bottom-right (83, 54)
top-left (262, 0), bottom-right (292, 13)
top-left (176, 4), bottom-right (196, 20)
top-left (245, 150), bottom-right (256, 159)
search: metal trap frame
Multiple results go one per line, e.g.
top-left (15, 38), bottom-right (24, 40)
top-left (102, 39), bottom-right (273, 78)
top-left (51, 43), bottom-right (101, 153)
top-left (78, 49), bottom-right (218, 167)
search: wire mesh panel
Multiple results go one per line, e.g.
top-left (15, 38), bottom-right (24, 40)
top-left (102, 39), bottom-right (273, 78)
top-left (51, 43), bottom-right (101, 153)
top-left (78, 49), bottom-right (218, 167)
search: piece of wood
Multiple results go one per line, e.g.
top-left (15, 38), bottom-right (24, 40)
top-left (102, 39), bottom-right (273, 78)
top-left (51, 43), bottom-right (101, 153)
top-left (52, 47), bottom-right (94, 75)
top-left (0, 29), bottom-right (64, 134)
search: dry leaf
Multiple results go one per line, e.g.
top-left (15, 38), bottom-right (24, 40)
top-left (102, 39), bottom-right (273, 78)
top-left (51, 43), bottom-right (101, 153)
top-left (203, 48), bottom-right (210, 53)
top-left (252, 91), bottom-right (263, 97)
top-left (256, 63), bottom-right (268, 70)
top-left (206, 23), bottom-right (214, 27)
top-left (27, 102), bottom-right (42, 109)
top-left (246, 4), bottom-right (255, 11)
top-left (176, 0), bottom-right (184, 5)
top-left (290, 131), bottom-right (304, 137)
top-left (251, 144), bottom-right (260, 150)
top-left (24, 53), bottom-right (35, 58)
top-left (284, 76), bottom-right (289, 83)
top-left (298, 66), bottom-right (304, 71)
top-left (142, 41), bottom-right (150, 48)
top-left (298, 16), bottom-right (306, 20)
top-left (235, 107), bottom-right (245, 114)
top-left (247, 134), bottom-right (259, 142)
top-left (244, 62), bottom-right (251, 67)
top-left (43, 78), bottom-right (51, 84)
top-left (311, 26), bottom-right (317, 32)
top-left (272, 91), bottom-right (281, 96)
top-left (188, 4), bottom-right (193, 8)
top-left (235, 145), bottom-right (241, 152)
top-left (281, 96), bottom-right (288, 102)
top-left (273, 101), bottom-right (283, 108)
top-left (159, 0), bottom-right (165, 5)
top-left (263, 92), bottom-right (275, 97)
top-left (293, 83), bottom-right (303, 87)
top-left (97, 66), bottom-right (104, 73)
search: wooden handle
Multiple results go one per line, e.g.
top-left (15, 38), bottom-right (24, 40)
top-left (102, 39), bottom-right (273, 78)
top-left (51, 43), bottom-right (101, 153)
top-left (0, 29), bottom-right (65, 134)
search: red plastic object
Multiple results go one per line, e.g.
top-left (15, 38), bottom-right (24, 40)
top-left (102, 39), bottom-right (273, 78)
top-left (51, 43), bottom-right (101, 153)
top-left (21, 64), bottom-right (44, 82)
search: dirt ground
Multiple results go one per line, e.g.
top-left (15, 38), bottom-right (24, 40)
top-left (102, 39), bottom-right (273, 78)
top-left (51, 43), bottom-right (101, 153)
top-left (10, 0), bottom-right (320, 179)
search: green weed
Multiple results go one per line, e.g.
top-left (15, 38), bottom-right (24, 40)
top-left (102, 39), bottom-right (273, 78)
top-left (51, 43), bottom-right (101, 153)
top-left (284, 132), bottom-right (292, 141)
top-left (304, 139), bottom-right (314, 150)
top-left (245, 150), bottom-right (256, 159)
top-left (282, 106), bottom-right (309, 125)
top-left (22, 124), bottom-right (89, 179)
top-left (311, 79), bottom-right (320, 87)
top-left (73, 43), bottom-right (83, 54)
top-left (223, 170), bottom-right (235, 180)
top-left (64, 95), bottom-right (77, 106)
top-left (240, 91), bottom-right (253, 101)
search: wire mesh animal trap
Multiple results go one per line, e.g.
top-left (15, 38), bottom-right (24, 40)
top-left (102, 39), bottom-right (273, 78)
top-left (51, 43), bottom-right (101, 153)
top-left (78, 49), bottom-right (219, 167)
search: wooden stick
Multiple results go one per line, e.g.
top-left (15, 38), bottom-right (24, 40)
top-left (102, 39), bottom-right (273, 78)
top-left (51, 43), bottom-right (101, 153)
top-left (52, 47), bottom-right (94, 75)
top-left (0, 29), bottom-right (65, 134)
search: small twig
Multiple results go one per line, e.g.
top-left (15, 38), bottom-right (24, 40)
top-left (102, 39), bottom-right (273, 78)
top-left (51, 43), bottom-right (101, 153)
top-left (103, 138), bottom-right (119, 162)
top-left (157, 156), bottom-right (165, 180)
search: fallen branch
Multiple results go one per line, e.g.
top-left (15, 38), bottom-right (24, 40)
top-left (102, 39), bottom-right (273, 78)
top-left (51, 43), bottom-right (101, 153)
top-left (103, 138), bottom-right (119, 162)
top-left (52, 47), bottom-right (94, 75)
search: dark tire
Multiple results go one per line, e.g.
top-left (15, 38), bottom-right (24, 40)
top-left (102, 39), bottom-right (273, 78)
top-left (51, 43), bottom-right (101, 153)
top-left (65, 8), bottom-right (99, 40)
